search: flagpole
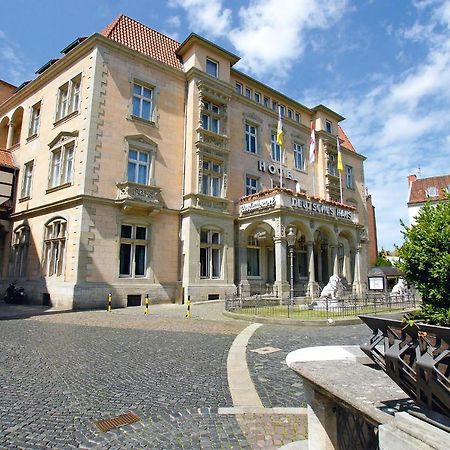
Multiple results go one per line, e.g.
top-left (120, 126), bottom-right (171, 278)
top-left (337, 135), bottom-right (343, 203)
top-left (279, 147), bottom-right (283, 188)
top-left (277, 106), bottom-right (284, 188)
top-left (339, 173), bottom-right (343, 203)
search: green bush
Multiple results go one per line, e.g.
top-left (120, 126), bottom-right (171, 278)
top-left (397, 194), bottom-right (450, 326)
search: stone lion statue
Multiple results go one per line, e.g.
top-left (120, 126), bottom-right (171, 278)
top-left (320, 275), bottom-right (342, 299)
top-left (391, 278), bottom-right (407, 296)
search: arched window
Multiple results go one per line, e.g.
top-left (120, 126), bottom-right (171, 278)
top-left (200, 228), bottom-right (222, 279)
top-left (44, 218), bottom-right (67, 276)
top-left (11, 226), bottom-right (29, 277)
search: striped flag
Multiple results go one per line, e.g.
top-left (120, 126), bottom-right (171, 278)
top-left (276, 107), bottom-right (283, 146)
top-left (309, 121), bottom-right (316, 165)
top-left (337, 136), bottom-right (343, 172)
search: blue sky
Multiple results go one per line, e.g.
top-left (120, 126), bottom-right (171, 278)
top-left (1, 0), bottom-right (449, 250)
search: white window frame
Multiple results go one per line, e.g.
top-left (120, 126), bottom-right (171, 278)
top-left (55, 74), bottom-right (81, 121)
top-left (345, 165), bottom-right (354, 189)
top-left (247, 236), bottom-right (260, 277)
top-left (425, 186), bottom-right (438, 197)
top-left (245, 87), bottom-right (252, 99)
top-left (245, 123), bottom-right (258, 154)
top-left (235, 82), bottom-right (243, 95)
top-left (128, 148), bottom-right (151, 185)
top-left (201, 159), bottom-right (223, 197)
top-left (254, 92), bottom-right (261, 103)
top-left (44, 218), bottom-right (67, 277)
top-left (206, 58), bottom-right (219, 78)
top-left (21, 160), bottom-right (34, 198)
top-left (295, 112), bottom-right (301, 123)
top-left (119, 224), bottom-right (149, 278)
top-left (28, 101), bottom-right (41, 137)
top-left (325, 120), bottom-right (333, 133)
top-left (271, 132), bottom-right (281, 162)
top-left (263, 96), bottom-right (270, 108)
top-left (132, 82), bottom-right (154, 121)
top-left (49, 141), bottom-right (74, 188)
top-left (201, 101), bottom-right (220, 134)
top-left (328, 154), bottom-right (338, 177)
top-left (293, 143), bottom-right (305, 171)
top-left (245, 175), bottom-right (259, 196)
top-left (200, 229), bottom-right (222, 279)
top-left (11, 226), bottom-right (29, 278)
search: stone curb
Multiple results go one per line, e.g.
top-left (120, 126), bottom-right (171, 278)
top-left (218, 407), bottom-right (307, 415)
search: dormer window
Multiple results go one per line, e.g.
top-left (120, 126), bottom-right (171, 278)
top-left (425, 186), bottom-right (438, 197)
top-left (206, 58), bottom-right (218, 78)
top-left (325, 120), bottom-right (333, 133)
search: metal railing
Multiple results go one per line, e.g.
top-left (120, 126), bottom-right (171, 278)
top-left (225, 291), bottom-right (418, 320)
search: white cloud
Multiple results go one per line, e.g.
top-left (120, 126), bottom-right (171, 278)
top-left (166, 15), bottom-right (181, 29)
top-left (0, 30), bottom-right (32, 85)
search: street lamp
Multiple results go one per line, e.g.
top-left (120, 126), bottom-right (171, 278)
top-left (286, 226), bottom-right (296, 317)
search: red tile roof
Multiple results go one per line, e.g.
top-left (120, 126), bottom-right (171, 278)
top-left (101, 15), bottom-right (182, 70)
top-left (0, 148), bottom-right (16, 169)
top-left (338, 125), bottom-right (356, 152)
top-left (408, 174), bottom-right (450, 204)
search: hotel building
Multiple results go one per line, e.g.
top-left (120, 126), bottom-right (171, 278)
top-left (0, 15), bottom-right (371, 308)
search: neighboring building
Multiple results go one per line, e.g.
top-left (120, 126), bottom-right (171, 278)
top-left (0, 148), bottom-right (17, 277)
top-left (407, 174), bottom-right (450, 225)
top-left (366, 191), bottom-right (378, 267)
top-left (0, 80), bottom-right (17, 105)
top-left (0, 15), bottom-right (371, 308)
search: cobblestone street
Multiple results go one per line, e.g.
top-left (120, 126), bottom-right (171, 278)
top-left (0, 302), bottom-right (373, 449)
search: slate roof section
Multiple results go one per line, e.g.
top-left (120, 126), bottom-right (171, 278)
top-left (0, 148), bottom-right (16, 169)
top-left (338, 125), bottom-right (356, 152)
top-left (408, 174), bottom-right (450, 204)
top-left (101, 14), bottom-right (183, 70)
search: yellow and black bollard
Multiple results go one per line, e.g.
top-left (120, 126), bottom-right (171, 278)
top-left (107, 292), bottom-right (112, 312)
top-left (145, 295), bottom-right (149, 315)
top-left (185, 296), bottom-right (191, 318)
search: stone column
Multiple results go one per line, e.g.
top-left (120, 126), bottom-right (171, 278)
top-left (317, 245), bottom-right (323, 285)
top-left (342, 251), bottom-right (351, 284)
top-left (304, 381), bottom-right (339, 450)
top-left (352, 245), bottom-right (364, 295)
top-left (332, 246), bottom-right (339, 276)
top-left (6, 121), bottom-right (14, 149)
top-left (273, 236), bottom-right (289, 299)
top-left (238, 239), bottom-right (250, 297)
top-left (307, 241), bottom-right (319, 298)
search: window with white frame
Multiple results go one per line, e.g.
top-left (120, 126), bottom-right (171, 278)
top-left (263, 96), bottom-right (270, 108)
top-left (49, 141), bottom-right (74, 188)
top-left (200, 229), bottom-right (222, 278)
top-left (327, 154), bottom-right (338, 177)
top-left (119, 224), bottom-right (148, 277)
top-left (247, 236), bottom-right (260, 277)
top-left (206, 58), bottom-right (218, 77)
top-left (287, 109), bottom-right (293, 119)
top-left (245, 87), bottom-right (252, 99)
top-left (201, 159), bottom-right (222, 197)
top-left (254, 92), bottom-right (261, 103)
top-left (235, 83), bottom-right (242, 95)
top-left (295, 112), bottom-right (301, 123)
top-left (425, 186), bottom-right (438, 197)
top-left (44, 218), bottom-right (67, 277)
top-left (345, 165), bottom-right (354, 188)
top-left (293, 143), bottom-right (305, 171)
top-left (325, 120), bottom-right (333, 133)
top-left (128, 148), bottom-right (151, 184)
top-left (21, 160), bottom-right (34, 198)
top-left (201, 101), bottom-right (220, 134)
top-left (28, 101), bottom-right (41, 137)
top-left (245, 123), bottom-right (258, 154)
top-left (245, 175), bottom-right (259, 195)
top-left (11, 226), bottom-right (29, 277)
top-left (132, 82), bottom-right (153, 121)
top-left (279, 105), bottom-right (285, 117)
top-left (55, 74), bottom-right (81, 121)
top-left (271, 132), bottom-right (281, 161)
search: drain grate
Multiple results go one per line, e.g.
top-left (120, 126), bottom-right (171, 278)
top-left (94, 411), bottom-right (140, 432)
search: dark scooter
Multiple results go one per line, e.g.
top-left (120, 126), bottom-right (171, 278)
top-left (4, 282), bottom-right (25, 304)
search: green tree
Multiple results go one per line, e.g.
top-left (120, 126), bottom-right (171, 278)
top-left (397, 195), bottom-right (450, 325)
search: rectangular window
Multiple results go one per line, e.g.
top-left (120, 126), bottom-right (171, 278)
top-left (56, 74), bottom-right (81, 121)
top-left (119, 224), bottom-right (148, 277)
top-left (21, 161), bottom-right (34, 198)
top-left (235, 83), bottom-right (243, 95)
top-left (271, 133), bottom-right (281, 162)
top-left (201, 101), bottom-right (220, 134)
top-left (206, 58), bottom-right (219, 77)
top-left (245, 175), bottom-right (258, 196)
top-left (293, 143), bottom-right (305, 171)
top-left (295, 112), bottom-right (301, 123)
top-left (128, 149), bottom-right (151, 184)
top-left (279, 105), bottom-right (285, 117)
top-left (49, 142), bottom-right (74, 188)
top-left (201, 159), bottom-right (222, 197)
top-left (247, 237), bottom-right (260, 277)
top-left (29, 102), bottom-right (41, 137)
top-left (245, 87), bottom-right (252, 99)
top-left (245, 123), bottom-right (258, 154)
top-left (254, 92), bottom-right (261, 103)
top-left (200, 229), bottom-right (222, 279)
top-left (328, 154), bottom-right (338, 177)
top-left (132, 82), bottom-right (153, 121)
top-left (287, 109), bottom-right (293, 120)
top-left (44, 219), bottom-right (66, 277)
top-left (345, 165), bottom-right (354, 189)
top-left (325, 120), bottom-right (333, 133)
top-left (263, 96), bottom-right (270, 108)
top-left (272, 100), bottom-right (278, 111)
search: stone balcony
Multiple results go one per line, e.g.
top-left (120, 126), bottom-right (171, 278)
top-left (115, 181), bottom-right (163, 215)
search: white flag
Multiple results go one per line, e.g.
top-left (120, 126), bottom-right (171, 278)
top-left (309, 121), bottom-right (316, 165)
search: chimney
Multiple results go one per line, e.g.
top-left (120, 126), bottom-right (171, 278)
top-left (407, 174), bottom-right (417, 186)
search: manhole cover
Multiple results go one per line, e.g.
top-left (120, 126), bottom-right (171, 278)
top-left (250, 346), bottom-right (282, 355)
top-left (94, 411), bottom-right (140, 432)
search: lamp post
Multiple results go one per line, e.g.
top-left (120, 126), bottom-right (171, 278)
top-left (286, 226), bottom-right (296, 318)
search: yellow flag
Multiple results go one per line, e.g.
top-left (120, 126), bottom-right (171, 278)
top-left (277, 108), bottom-right (283, 146)
top-left (337, 136), bottom-right (343, 173)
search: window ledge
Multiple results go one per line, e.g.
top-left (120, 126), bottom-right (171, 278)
top-left (46, 182), bottom-right (72, 194)
top-left (293, 167), bottom-right (307, 174)
top-left (18, 195), bottom-right (31, 203)
top-left (128, 115), bottom-right (157, 127)
top-left (53, 110), bottom-right (79, 127)
top-left (26, 133), bottom-right (38, 143)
